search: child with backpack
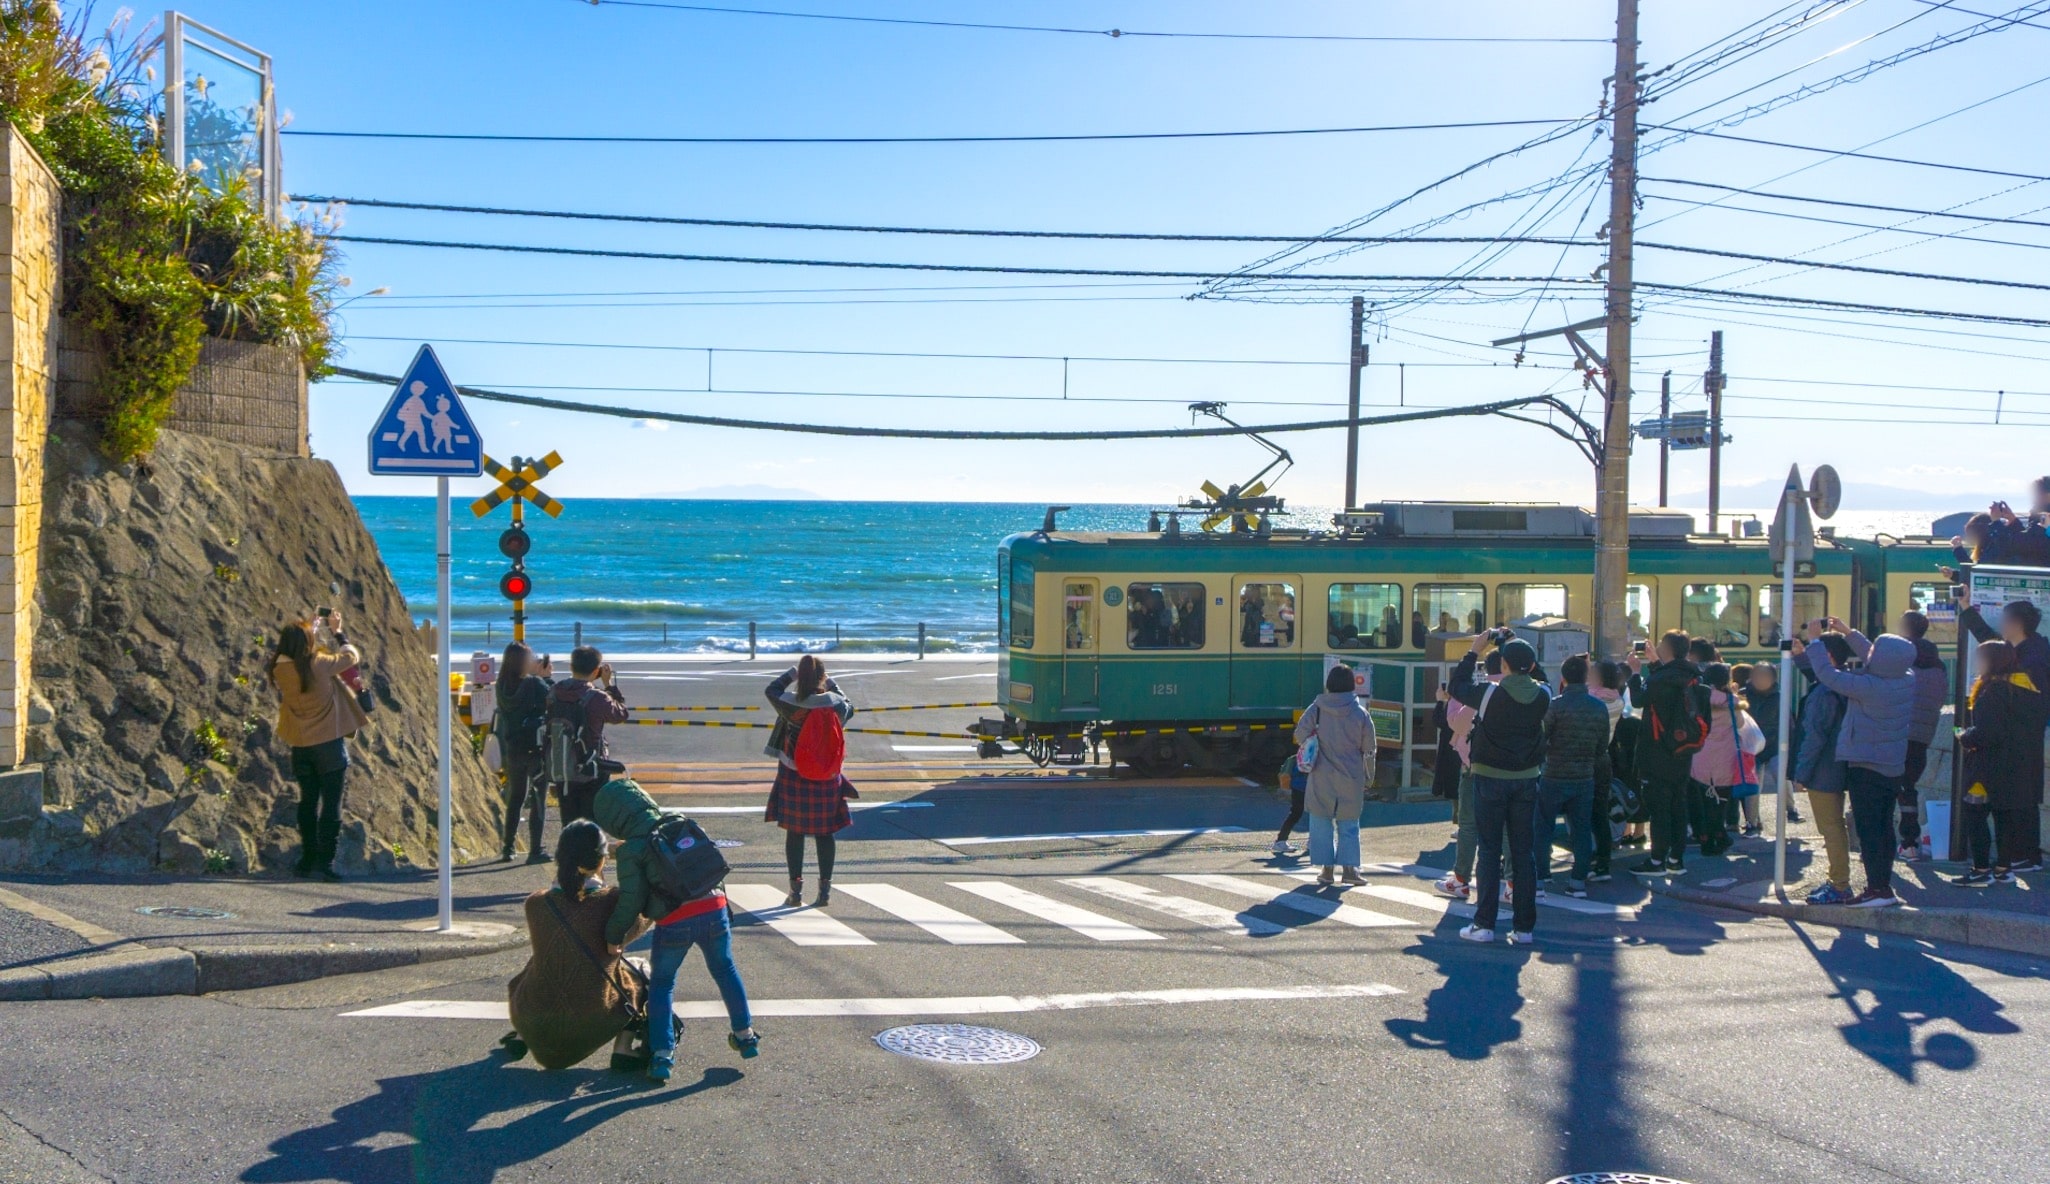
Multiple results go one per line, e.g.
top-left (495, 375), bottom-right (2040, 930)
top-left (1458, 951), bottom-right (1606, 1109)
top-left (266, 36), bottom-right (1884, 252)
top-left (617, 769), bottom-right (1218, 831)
top-left (594, 777), bottom-right (760, 1084)
top-left (763, 655), bottom-right (856, 907)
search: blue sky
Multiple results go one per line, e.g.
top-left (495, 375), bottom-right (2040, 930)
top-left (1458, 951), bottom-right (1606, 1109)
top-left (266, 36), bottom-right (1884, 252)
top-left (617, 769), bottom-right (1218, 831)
top-left (161, 0), bottom-right (2050, 511)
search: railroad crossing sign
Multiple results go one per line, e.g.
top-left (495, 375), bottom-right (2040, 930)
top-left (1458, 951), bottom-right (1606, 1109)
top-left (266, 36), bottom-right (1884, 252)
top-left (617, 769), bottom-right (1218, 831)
top-left (368, 345), bottom-right (483, 476)
top-left (471, 452), bottom-right (565, 518)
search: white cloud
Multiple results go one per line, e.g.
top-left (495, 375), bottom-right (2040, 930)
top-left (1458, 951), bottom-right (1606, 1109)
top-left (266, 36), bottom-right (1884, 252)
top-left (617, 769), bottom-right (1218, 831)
top-left (630, 419), bottom-right (670, 432)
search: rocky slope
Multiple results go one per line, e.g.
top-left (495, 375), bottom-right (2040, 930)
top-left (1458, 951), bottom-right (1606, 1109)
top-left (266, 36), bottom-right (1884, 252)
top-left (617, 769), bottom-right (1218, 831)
top-left (22, 420), bottom-right (499, 874)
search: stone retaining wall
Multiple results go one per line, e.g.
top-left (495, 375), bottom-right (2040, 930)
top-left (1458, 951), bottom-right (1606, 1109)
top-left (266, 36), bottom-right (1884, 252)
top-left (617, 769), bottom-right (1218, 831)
top-left (56, 321), bottom-right (308, 459)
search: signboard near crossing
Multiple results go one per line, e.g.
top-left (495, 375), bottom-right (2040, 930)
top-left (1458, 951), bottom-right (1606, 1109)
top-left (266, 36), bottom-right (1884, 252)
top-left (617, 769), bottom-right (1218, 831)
top-left (367, 345), bottom-right (483, 477)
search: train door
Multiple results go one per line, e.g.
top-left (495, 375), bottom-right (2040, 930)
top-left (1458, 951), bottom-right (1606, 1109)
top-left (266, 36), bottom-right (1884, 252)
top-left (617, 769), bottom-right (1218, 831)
top-left (1229, 575), bottom-right (1302, 711)
top-left (1060, 578), bottom-right (1099, 711)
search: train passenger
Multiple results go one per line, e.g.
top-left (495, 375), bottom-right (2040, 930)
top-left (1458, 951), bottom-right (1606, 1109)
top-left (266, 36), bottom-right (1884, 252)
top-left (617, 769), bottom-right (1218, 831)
top-left (1411, 611), bottom-right (1428, 649)
top-left (1803, 619), bottom-right (1918, 908)
top-left (1631, 630), bottom-right (1709, 880)
top-left (1955, 640), bottom-right (2048, 885)
top-left (1893, 611), bottom-right (1948, 860)
top-left (1292, 664), bottom-right (1377, 887)
top-left (1450, 631), bottom-right (1551, 944)
top-left (764, 655), bottom-right (857, 907)
top-left (1957, 593), bottom-right (2048, 870)
top-left (1381, 605), bottom-right (1403, 650)
top-left (1790, 632), bottom-right (1853, 904)
top-left (1172, 591), bottom-right (1205, 647)
top-left (1240, 587), bottom-right (1266, 647)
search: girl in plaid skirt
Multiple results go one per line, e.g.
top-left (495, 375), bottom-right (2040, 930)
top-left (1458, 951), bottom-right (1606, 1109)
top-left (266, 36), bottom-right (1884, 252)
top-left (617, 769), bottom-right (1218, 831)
top-left (764, 655), bottom-right (857, 906)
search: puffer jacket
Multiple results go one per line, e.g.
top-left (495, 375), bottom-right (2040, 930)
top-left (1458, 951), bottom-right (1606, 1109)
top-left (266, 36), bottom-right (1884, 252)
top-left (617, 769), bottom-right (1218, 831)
top-left (1293, 690), bottom-right (1377, 820)
top-left (1962, 674), bottom-right (2050, 810)
top-left (1790, 652), bottom-right (1847, 793)
top-left (591, 777), bottom-right (668, 946)
top-left (1542, 685), bottom-right (1612, 782)
top-left (1909, 637), bottom-right (1947, 745)
top-left (1689, 689), bottom-right (1749, 787)
top-left (1809, 632), bottom-right (1917, 777)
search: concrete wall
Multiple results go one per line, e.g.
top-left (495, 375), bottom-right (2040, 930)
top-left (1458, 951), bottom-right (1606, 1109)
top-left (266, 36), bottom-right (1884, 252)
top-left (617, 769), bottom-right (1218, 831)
top-left (0, 128), bottom-right (57, 770)
top-left (57, 322), bottom-right (309, 459)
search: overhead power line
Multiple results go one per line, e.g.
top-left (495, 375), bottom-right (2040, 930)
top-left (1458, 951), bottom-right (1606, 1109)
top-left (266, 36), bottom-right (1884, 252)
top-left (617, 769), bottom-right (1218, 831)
top-left (1643, 175), bottom-right (2050, 229)
top-left (1638, 123), bottom-right (2050, 184)
top-left (280, 117), bottom-right (1581, 146)
top-left (1639, 240), bottom-right (2050, 292)
top-left (1639, 280), bottom-right (2050, 330)
top-left (295, 194), bottom-right (1598, 247)
top-left (1643, 191), bottom-right (2050, 252)
top-left (327, 365), bottom-right (1595, 442)
top-left (576, 0), bottom-right (1609, 43)
top-left (327, 234), bottom-right (1606, 285)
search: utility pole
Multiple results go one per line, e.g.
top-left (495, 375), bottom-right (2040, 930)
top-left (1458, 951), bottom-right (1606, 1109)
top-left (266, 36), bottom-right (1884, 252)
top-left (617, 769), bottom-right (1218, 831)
top-left (1706, 330), bottom-right (1726, 535)
top-left (1658, 370), bottom-right (1672, 507)
top-left (1344, 296), bottom-right (1366, 509)
top-left (1593, 0), bottom-right (1640, 659)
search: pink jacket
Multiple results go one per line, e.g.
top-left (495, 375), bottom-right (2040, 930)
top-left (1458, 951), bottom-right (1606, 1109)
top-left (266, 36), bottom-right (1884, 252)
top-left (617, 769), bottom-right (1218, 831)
top-left (1689, 688), bottom-right (1751, 787)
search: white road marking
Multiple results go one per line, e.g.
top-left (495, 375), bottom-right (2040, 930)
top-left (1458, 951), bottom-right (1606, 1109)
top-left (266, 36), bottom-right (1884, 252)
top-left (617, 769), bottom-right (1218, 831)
top-left (1062, 877), bottom-right (1287, 938)
top-left (726, 884), bottom-right (874, 945)
top-left (1169, 874), bottom-right (1412, 928)
top-left (683, 802), bottom-right (935, 814)
top-left (892, 745), bottom-right (977, 752)
top-left (342, 982), bottom-right (1402, 1022)
top-left (941, 826), bottom-right (1248, 847)
top-left (948, 881), bottom-right (1164, 942)
top-left (1368, 863), bottom-right (1638, 918)
top-left (933, 673), bottom-right (993, 681)
top-left (832, 883), bottom-right (1023, 945)
top-left (1285, 872), bottom-right (1475, 919)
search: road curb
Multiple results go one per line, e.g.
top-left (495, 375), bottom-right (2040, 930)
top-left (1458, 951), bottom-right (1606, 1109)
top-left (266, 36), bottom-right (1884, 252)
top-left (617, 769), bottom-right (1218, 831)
top-left (1658, 884), bottom-right (2050, 958)
top-left (1, 933), bottom-right (528, 1001)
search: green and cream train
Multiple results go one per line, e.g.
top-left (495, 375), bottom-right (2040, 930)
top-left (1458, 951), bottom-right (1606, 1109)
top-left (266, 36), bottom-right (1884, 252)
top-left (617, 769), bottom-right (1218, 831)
top-left (975, 502), bottom-right (1959, 778)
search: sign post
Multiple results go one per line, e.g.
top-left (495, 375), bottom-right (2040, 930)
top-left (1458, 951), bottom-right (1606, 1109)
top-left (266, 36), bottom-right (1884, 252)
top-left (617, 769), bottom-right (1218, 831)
top-left (1767, 463), bottom-right (1833, 897)
top-left (472, 452), bottom-right (566, 644)
top-left (368, 345), bottom-right (483, 932)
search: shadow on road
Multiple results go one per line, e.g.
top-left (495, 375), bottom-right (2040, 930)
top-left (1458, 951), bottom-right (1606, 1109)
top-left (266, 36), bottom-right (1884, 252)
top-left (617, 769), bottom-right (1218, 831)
top-left (1794, 922), bottom-right (2022, 1082)
top-left (1384, 934), bottom-right (1531, 1060)
top-left (239, 1048), bottom-right (740, 1184)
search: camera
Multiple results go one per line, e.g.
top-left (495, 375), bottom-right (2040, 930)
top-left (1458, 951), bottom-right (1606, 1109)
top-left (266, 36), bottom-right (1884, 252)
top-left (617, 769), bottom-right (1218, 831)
top-left (1633, 640), bottom-right (1647, 654)
top-left (1488, 627), bottom-right (1516, 644)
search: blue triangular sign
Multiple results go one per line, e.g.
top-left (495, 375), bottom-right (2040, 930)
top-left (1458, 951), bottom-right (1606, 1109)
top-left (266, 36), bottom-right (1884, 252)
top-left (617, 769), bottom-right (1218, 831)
top-left (367, 345), bottom-right (484, 477)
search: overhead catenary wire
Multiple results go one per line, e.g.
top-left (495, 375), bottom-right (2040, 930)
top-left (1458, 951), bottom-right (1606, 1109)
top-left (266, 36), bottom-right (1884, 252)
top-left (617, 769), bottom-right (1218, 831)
top-left (281, 117), bottom-right (1585, 146)
top-left (1643, 175), bottom-right (2050, 229)
top-left (1638, 240), bottom-right (2050, 293)
top-left (1638, 122), bottom-right (2050, 185)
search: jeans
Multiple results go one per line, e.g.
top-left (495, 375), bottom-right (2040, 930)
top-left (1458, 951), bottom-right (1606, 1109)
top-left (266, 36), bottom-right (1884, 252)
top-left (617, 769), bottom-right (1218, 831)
top-left (1534, 777), bottom-right (1594, 885)
top-left (1643, 770), bottom-right (1691, 866)
top-left (647, 906), bottom-right (752, 1058)
top-left (1472, 775), bottom-right (1538, 934)
top-left (1845, 765), bottom-right (1899, 893)
top-left (1306, 813), bottom-right (1361, 867)
top-left (290, 741), bottom-right (348, 867)
top-left (1453, 770), bottom-right (1478, 880)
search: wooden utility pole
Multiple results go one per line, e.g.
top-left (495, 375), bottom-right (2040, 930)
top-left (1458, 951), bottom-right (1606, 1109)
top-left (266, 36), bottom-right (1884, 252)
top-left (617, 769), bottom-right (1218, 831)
top-left (1344, 296), bottom-right (1366, 509)
top-left (1706, 329), bottom-right (1726, 535)
top-left (1658, 370), bottom-right (1672, 507)
top-left (1593, 0), bottom-right (1640, 659)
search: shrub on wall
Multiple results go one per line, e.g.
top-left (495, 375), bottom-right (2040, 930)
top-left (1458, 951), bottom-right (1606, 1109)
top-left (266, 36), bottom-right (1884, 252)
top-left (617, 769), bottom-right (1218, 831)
top-left (0, 3), bottom-right (338, 461)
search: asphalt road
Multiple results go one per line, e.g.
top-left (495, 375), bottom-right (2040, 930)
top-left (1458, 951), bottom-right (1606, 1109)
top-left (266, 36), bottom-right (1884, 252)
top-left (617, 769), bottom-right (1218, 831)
top-left (5, 774), bottom-right (2049, 1184)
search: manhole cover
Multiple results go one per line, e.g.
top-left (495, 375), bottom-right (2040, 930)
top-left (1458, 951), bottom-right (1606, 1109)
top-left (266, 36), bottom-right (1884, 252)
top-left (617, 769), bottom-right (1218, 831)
top-left (874, 1024), bottom-right (1041, 1064)
top-left (714, 838), bottom-right (744, 849)
top-left (135, 905), bottom-right (235, 920)
top-left (1547, 1175), bottom-right (1695, 1184)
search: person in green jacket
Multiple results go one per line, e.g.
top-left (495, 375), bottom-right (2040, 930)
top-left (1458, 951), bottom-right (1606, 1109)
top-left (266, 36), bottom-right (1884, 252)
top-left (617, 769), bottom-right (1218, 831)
top-left (592, 777), bottom-right (759, 1083)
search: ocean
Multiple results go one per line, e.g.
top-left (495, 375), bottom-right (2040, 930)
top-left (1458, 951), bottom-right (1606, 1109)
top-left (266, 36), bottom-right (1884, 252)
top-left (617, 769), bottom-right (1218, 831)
top-left (353, 498), bottom-right (1952, 656)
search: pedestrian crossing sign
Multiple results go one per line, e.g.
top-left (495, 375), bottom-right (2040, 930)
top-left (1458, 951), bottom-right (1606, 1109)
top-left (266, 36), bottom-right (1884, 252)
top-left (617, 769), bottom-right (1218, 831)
top-left (367, 344), bottom-right (484, 476)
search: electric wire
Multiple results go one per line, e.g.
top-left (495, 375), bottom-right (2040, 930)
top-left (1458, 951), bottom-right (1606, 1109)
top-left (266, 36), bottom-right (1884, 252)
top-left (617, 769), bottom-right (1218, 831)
top-left (1643, 176), bottom-right (2050, 230)
top-left (281, 117), bottom-right (1584, 146)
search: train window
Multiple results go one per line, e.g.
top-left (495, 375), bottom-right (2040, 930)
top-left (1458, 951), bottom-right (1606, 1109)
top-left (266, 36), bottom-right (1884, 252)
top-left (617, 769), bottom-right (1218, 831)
top-left (1759, 584), bottom-right (1828, 646)
top-left (1009, 560), bottom-right (1034, 648)
top-left (1626, 584), bottom-right (1655, 641)
top-left (1125, 582), bottom-right (1206, 649)
top-left (1415, 583), bottom-right (1485, 638)
top-left (1063, 582), bottom-right (1096, 651)
top-left (1328, 583), bottom-right (1404, 650)
top-left (1238, 582), bottom-right (1297, 648)
top-left (1496, 583), bottom-right (1567, 625)
top-left (1906, 581), bottom-right (1959, 646)
top-left (1682, 584), bottom-right (1752, 648)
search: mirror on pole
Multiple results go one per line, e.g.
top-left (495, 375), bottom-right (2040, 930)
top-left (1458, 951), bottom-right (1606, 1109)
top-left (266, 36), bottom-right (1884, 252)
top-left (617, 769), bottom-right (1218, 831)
top-left (1808, 464), bottom-right (1841, 521)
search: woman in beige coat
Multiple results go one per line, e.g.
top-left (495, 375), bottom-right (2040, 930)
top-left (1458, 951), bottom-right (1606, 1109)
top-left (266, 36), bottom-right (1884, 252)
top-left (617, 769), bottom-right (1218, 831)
top-left (270, 618), bottom-right (369, 879)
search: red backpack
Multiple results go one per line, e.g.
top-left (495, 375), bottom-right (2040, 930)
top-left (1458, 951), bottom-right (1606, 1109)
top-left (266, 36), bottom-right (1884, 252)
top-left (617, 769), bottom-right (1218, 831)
top-left (793, 707), bottom-right (846, 780)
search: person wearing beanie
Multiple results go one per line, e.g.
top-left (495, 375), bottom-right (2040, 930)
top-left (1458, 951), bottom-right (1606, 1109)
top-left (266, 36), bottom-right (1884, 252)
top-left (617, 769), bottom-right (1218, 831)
top-left (1448, 630), bottom-right (1552, 944)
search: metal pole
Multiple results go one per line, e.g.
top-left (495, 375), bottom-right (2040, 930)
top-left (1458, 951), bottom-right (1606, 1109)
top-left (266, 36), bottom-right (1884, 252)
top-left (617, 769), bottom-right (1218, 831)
top-left (1658, 370), bottom-right (1671, 508)
top-left (1707, 330), bottom-right (1725, 535)
top-left (574, 621), bottom-right (582, 648)
top-left (1774, 512), bottom-right (1796, 897)
top-left (1344, 296), bottom-right (1365, 510)
top-left (436, 477), bottom-right (454, 932)
top-left (749, 622), bottom-right (757, 661)
top-left (918, 622), bottom-right (927, 659)
top-left (1593, 0), bottom-right (1641, 659)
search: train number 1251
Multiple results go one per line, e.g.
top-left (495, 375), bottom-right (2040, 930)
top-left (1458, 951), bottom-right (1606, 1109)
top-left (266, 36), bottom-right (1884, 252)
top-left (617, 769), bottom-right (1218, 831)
top-left (1150, 683), bottom-right (1179, 696)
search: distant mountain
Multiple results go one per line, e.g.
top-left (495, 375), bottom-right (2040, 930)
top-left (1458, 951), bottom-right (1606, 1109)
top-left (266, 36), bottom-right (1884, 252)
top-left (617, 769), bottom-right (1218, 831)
top-left (654, 483), bottom-right (824, 501)
top-left (1672, 478), bottom-right (2005, 512)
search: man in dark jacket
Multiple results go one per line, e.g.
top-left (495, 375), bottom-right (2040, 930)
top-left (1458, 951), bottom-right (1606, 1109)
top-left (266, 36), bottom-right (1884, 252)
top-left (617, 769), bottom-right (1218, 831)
top-left (1959, 595), bottom-right (2049, 869)
top-left (1632, 630), bottom-right (1710, 878)
top-left (550, 646), bottom-right (630, 824)
top-left (1449, 631), bottom-right (1552, 943)
top-left (1893, 611), bottom-right (1949, 858)
top-left (1536, 653), bottom-right (1610, 897)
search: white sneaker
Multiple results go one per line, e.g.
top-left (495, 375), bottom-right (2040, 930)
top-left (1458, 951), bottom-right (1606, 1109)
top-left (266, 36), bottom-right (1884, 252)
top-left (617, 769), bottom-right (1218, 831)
top-left (1507, 930), bottom-right (1534, 946)
top-left (1270, 840), bottom-right (1299, 856)
top-left (1534, 885), bottom-right (1548, 901)
top-left (1434, 873), bottom-right (1470, 900)
top-left (1458, 924), bottom-right (1496, 943)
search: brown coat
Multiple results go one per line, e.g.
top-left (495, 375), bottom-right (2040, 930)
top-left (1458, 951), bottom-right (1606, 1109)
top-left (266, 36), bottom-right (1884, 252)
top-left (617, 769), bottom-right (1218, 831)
top-left (271, 647), bottom-right (368, 749)
top-left (507, 886), bottom-right (650, 1070)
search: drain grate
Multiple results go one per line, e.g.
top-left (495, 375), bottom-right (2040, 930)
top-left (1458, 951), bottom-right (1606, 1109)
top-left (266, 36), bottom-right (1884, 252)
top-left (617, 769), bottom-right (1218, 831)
top-left (1547, 1175), bottom-right (1695, 1184)
top-left (874, 1024), bottom-right (1042, 1065)
top-left (135, 905), bottom-right (235, 920)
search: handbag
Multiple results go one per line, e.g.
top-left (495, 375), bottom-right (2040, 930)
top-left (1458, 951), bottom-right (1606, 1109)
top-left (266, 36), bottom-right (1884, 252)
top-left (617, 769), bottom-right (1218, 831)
top-left (1728, 700), bottom-right (1762, 799)
top-left (1296, 703), bottom-right (1321, 771)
